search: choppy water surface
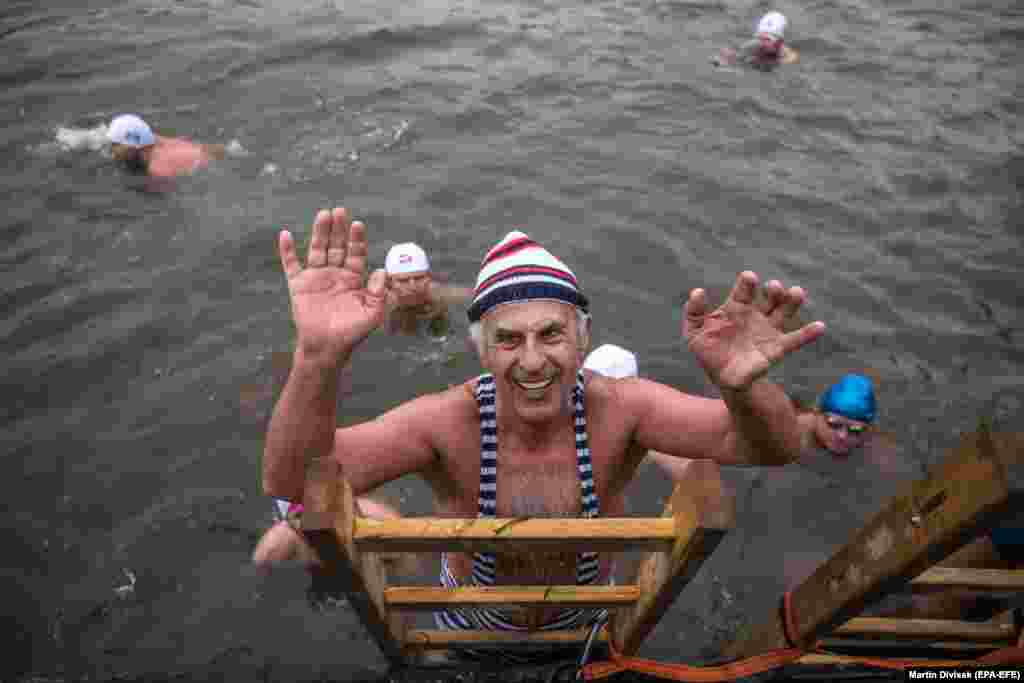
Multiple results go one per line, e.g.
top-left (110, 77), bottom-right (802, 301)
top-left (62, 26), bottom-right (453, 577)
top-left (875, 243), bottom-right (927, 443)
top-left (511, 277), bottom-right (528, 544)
top-left (2, 0), bottom-right (1022, 680)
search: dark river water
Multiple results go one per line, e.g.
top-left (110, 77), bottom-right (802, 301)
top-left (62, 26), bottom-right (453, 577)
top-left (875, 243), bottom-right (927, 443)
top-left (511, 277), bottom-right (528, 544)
top-left (3, 0), bottom-right (1022, 680)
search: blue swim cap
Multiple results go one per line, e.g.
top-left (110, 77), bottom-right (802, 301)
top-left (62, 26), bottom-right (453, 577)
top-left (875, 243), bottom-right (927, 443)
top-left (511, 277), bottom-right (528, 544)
top-left (818, 373), bottom-right (876, 423)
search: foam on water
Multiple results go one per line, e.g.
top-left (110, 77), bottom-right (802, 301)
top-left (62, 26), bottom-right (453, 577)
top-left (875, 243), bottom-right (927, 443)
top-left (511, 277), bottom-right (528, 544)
top-left (54, 124), bottom-right (110, 152)
top-left (224, 139), bottom-right (248, 157)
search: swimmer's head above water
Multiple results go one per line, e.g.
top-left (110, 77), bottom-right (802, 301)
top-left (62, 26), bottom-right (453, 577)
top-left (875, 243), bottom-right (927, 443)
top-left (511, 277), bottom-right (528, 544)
top-left (713, 11), bottom-right (796, 68)
top-left (754, 11), bottom-right (787, 57)
top-left (584, 344), bottom-right (638, 379)
top-left (815, 373), bottom-right (876, 456)
top-left (108, 114), bottom-right (155, 172)
top-left (385, 242), bottom-right (433, 307)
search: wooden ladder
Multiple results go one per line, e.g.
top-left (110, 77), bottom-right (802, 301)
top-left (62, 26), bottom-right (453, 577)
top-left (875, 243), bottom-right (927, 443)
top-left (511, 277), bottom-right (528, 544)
top-left (725, 428), bottom-right (1024, 664)
top-left (298, 458), bottom-right (735, 668)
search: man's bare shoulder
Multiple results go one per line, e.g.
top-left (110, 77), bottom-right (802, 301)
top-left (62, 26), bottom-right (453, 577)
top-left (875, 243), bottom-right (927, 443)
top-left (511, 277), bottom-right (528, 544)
top-left (330, 377), bottom-right (481, 492)
top-left (585, 371), bottom-right (693, 405)
top-left (392, 377), bottom-right (477, 416)
top-left (435, 377), bottom-right (481, 419)
top-left (582, 371), bottom-right (663, 421)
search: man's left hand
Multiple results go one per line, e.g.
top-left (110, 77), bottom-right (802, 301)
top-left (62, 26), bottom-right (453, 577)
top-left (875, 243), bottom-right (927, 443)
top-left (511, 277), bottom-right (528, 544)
top-left (683, 271), bottom-right (825, 391)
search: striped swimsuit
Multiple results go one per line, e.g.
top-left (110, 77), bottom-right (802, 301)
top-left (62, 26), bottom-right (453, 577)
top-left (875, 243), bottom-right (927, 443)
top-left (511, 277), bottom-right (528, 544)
top-left (436, 370), bottom-right (606, 633)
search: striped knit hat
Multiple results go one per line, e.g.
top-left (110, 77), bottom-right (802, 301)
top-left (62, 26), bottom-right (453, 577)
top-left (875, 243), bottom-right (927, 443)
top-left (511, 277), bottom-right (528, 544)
top-left (467, 231), bottom-right (589, 323)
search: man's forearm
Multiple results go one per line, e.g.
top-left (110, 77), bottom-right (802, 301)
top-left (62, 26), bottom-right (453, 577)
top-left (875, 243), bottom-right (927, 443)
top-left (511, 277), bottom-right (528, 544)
top-left (719, 380), bottom-right (802, 466)
top-left (262, 348), bottom-right (346, 500)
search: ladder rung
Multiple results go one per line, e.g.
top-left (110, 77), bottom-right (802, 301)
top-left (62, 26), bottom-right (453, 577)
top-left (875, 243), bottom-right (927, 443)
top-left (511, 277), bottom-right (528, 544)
top-left (911, 568), bottom-right (1024, 593)
top-left (384, 585), bottom-right (640, 611)
top-left (355, 517), bottom-right (677, 553)
top-left (801, 642), bottom-right (1006, 665)
top-left (819, 638), bottom-right (1007, 653)
top-left (405, 628), bottom-right (607, 650)
top-left (833, 616), bottom-right (1017, 642)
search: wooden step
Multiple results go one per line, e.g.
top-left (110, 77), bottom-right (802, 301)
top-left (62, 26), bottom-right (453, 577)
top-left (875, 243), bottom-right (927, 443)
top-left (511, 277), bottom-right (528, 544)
top-left (724, 427), bottom-right (1024, 658)
top-left (833, 616), bottom-right (1017, 642)
top-left (405, 627), bottom-right (607, 651)
top-left (354, 517), bottom-right (676, 553)
top-left (911, 567), bottom-right (1024, 595)
top-left (818, 637), bottom-right (1008, 654)
top-left (384, 585), bottom-right (640, 610)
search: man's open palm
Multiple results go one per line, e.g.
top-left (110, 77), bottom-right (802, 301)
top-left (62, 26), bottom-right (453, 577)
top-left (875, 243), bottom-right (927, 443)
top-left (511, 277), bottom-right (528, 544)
top-left (278, 207), bottom-right (389, 359)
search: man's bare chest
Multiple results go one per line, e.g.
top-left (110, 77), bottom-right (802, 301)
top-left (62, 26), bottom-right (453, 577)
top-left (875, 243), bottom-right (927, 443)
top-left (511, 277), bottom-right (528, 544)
top-left (494, 454), bottom-right (583, 518)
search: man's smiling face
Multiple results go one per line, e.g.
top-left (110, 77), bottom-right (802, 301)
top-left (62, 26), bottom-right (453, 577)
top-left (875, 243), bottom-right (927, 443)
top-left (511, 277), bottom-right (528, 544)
top-left (480, 301), bottom-right (586, 425)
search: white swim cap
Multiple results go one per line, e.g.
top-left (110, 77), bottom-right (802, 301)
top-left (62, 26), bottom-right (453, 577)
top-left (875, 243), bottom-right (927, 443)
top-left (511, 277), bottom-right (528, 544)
top-left (583, 344), bottom-right (638, 379)
top-left (756, 12), bottom-right (787, 39)
top-left (385, 242), bottom-right (430, 274)
top-left (108, 114), bottom-right (155, 147)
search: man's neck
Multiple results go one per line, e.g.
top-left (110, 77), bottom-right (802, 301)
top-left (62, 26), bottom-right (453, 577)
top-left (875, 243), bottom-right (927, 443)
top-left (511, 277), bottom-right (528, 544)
top-left (493, 392), bottom-right (575, 452)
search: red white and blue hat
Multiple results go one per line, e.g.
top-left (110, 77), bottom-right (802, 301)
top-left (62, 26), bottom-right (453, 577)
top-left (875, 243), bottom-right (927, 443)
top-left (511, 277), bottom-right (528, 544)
top-left (467, 231), bottom-right (588, 323)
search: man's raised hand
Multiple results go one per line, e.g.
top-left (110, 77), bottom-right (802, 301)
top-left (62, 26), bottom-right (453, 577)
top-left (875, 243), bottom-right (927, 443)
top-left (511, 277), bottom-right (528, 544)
top-left (683, 271), bottom-right (825, 391)
top-left (278, 207), bottom-right (389, 361)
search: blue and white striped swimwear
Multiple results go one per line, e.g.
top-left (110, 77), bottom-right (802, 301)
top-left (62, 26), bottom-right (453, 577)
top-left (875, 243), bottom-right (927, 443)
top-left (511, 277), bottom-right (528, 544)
top-left (435, 371), bottom-right (606, 635)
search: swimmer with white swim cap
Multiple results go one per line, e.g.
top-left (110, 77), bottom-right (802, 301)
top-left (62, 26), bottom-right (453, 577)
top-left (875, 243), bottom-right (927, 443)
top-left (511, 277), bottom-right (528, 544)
top-left (714, 11), bottom-right (800, 69)
top-left (108, 113), bottom-right (225, 178)
top-left (382, 242), bottom-right (473, 338)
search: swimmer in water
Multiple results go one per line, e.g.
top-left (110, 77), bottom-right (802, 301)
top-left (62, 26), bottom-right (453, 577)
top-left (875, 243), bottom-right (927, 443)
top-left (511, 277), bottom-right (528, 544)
top-left (803, 373), bottom-right (876, 458)
top-left (252, 496), bottom-right (423, 578)
top-left (108, 114), bottom-right (225, 178)
top-left (713, 11), bottom-right (800, 69)
top-left (382, 242), bottom-right (473, 338)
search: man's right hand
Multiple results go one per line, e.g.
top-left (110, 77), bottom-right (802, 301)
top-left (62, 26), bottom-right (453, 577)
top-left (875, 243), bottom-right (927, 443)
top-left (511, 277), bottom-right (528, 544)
top-left (278, 207), bottom-right (389, 361)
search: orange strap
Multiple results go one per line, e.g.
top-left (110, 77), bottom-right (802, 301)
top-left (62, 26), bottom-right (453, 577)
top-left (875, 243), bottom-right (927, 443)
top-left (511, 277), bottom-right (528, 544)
top-left (582, 644), bottom-right (1024, 682)
top-left (582, 643), bottom-right (804, 682)
top-left (581, 590), bottom-right (1024, 681)
top-left (582, 595), bottom-right (1024, 683)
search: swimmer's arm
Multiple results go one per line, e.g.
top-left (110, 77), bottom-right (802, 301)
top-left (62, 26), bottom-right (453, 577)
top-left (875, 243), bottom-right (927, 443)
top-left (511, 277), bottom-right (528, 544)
top-left (712, 48), bottom-right (737, 67)
top-left (430, 283), bottom-right (474, 308)
top-left (712, 40), bottom-right (757, 67)
top-left (202, 143), bottom-right (227, 160)
top-left (627, 377), bottom-right (802, 467)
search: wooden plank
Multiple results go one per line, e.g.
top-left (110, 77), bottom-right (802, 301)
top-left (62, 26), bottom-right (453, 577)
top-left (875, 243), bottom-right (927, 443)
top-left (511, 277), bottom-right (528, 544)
top-left (385, 585), bottom-right (639, 610)
top-left (354, 517), bottom-right (676, 553)
top-left (301, 463), bottom-right (406, 664)
top-left (817, 637), bottom-right (1007, 653)
top-left (724, 427), bottom-right (1022, 659)
top-left (833, 616), bottom-right (1016, 642)
top-left (404, 628), bottom-right (606, 651)
top-left (911, 567), bottom-right (1024, 593)
top-left (612, 470), bottom-right (736, 655)
top-left (796, 652), bottom-right (1001, 667)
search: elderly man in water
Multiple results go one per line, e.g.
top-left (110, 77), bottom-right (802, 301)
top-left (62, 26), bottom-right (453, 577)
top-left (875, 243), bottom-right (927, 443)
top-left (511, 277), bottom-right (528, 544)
top-left (261, 206), bottom-right (826, 644)
top-left (382, 242), bottom-right (473, 338)
top-left (108, 114), bottom-right (224, 178)
top-left (714, 11), bottom-right (799, 69)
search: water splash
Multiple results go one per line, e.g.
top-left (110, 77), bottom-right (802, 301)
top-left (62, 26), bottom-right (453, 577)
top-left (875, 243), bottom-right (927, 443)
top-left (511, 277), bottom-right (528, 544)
top-left (54, 124), bottom-right (110, 152)
top-left (224, 139), bottom-right (248, 157)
